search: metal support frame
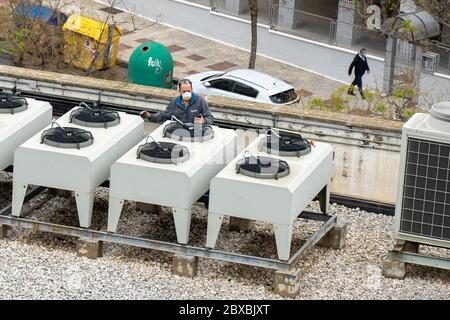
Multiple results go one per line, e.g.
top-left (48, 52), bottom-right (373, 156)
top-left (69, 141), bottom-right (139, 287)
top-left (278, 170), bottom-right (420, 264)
top-left (387, 246), bottom-right (450, 271)
top-left (0, 187), bottom-right (337, 271)
top-left (288, 213), bottom-right (337, 265)
top-left (0, 185), bottom-right (46, 216)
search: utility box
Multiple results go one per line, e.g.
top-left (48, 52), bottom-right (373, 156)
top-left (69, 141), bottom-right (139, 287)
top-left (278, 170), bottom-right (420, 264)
top-left (128, 42), bottom-right (174, 89)
top-left (421, 52), bottom-right (440, 73)
top-left (393, 102), bottom-right (450, 248)
top-left (62, 15), bottom-right (121, 70)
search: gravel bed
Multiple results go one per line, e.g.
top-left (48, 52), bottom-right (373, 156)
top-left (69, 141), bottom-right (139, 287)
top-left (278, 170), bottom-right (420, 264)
top-left (0, 172), bottom-right (449, 299)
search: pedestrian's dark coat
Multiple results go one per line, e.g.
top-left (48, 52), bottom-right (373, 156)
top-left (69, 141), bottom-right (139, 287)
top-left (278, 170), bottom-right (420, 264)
top-left (149, 93), bottom-right (214, 124)
top-left (348, 54), bottom-right (370, 76)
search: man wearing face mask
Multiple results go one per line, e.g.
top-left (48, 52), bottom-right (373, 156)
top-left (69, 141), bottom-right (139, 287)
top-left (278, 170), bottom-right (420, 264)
top-left (347, 48), bottom-right (370, 99)
top-left (139, 79), bottom-right (214, 124)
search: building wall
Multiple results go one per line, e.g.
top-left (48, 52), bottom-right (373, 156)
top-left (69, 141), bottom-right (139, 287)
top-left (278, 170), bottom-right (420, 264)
top-left (419, 72), bottom-right (450, 108)
top-left (303, 0), bottom-right (339, 19)
top-left (331, 143), bottom-right (400, 204)
top-left (266, 30), bottom-right (385, 87)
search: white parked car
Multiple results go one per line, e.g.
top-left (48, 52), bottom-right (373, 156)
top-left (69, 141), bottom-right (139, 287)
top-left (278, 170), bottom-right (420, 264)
top-left (184, 69), bottom-right (299, 105)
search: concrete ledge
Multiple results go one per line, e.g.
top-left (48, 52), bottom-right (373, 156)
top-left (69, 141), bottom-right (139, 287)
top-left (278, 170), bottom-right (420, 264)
top-left (382, 259), bottom-right (406, 279)
top-left (172, 254), bottom-right (198, 278)
top-left (273, 269), bottom-right (301, 298)
top-left (0, 65), bottom-right (178, 101)
top-left (0, 65), bottom-right (403, 133)
top-left (229, 217), bottom-right (253, 232)
top-left (319, 222), bottom-right (347, 249)
top-left (76, 239), bottom-right (103, 259)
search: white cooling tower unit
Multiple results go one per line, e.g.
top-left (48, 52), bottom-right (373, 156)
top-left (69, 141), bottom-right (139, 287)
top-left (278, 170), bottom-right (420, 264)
top-left (206, 130), bottom-right (334, 260)
top-left (0, 96), bottom-right (52, 171)
top-left (12, 104), bottom-right (144, 227)
top-left (107, 120), bottom-right (238, 244)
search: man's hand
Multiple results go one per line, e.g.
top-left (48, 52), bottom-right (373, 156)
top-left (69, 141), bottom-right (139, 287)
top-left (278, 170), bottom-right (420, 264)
top-left (139, 111), bottom-right (150, 119)
top-left (194, 116), bottom-right (205, 124)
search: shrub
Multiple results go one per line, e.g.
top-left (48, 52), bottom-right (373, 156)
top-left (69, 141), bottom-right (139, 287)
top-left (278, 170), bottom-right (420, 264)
top-left (329, 86), bottom-right (349, 112)
top-left (306, 97), bottom-right (325, 109)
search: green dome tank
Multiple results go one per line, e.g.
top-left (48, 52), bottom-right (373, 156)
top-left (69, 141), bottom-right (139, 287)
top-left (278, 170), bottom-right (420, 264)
top-left (127, 42), bottom-right (174, 89)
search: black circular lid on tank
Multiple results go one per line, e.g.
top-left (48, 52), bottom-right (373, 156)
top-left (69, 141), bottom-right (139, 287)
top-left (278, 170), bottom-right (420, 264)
top-left (0, 93), bottom-right (28, 114)
top-left (137, 136), bottom-right (190, 164)
top-left (69, 102), bottom-right (120, 128)
top-left (235, 153), bottom-right (290, 180)
top-left (163, 116), bottom-right (214, 142)
top-left (259, 128), bottom-right (311, 157)
top-left (40, 122), bottom-right (94, 149)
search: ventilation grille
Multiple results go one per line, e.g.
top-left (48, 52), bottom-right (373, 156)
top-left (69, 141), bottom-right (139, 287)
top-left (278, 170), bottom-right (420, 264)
top-left (399, 138), bottom-right (450, 241)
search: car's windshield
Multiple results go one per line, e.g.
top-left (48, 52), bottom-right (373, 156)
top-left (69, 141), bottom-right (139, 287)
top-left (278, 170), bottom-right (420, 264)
top-left (269, 89), bottom-right (297, 104)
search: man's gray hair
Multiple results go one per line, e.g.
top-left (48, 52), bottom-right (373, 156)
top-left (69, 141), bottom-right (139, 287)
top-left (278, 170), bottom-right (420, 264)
top-left (178, 79), bottom-right (193, 91)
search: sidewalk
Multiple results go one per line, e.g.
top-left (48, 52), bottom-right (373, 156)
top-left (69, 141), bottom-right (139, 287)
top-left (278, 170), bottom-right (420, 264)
top-left (60, 0), bottom-right (344, 103)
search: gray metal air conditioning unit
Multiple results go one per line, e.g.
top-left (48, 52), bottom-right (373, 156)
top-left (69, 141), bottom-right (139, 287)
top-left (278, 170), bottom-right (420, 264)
top-left (394, 102), bottom-right (450, 248)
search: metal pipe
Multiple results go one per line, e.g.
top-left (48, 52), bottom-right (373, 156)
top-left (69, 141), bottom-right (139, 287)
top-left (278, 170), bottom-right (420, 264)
top-left (387, 251), bottom-right (450, 270)
top-left (0, 186), bottom-right (45, 216)
top-left (145, 134), bottom-right (161, 147)
top-left (79, 102), bottom-right (93, 110)
top-left (288, 215), bottom-right (337, 264)
top-left (51, 121), bottom-right (64, 130)
top-left (171, 115), bottom-right (184, 125)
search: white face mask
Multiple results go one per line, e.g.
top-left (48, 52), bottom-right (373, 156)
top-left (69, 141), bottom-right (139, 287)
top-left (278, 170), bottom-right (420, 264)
top-left (182, 91), bottom-right (192, 101)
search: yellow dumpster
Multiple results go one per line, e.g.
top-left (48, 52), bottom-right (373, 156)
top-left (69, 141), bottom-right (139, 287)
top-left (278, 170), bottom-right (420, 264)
top-left (62, 15), bottom-right (121, 70)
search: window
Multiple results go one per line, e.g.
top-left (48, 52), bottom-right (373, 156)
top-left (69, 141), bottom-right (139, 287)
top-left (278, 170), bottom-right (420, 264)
top-left (269, 89), bottom-right (298, 104)
top-left (209, 79), bottom-right (235, 92)
top-left (232, 82), bottom-right (259, 98)
top-left (421, 52), bottom-right (439, 73)
top-left (201, 73), bottom-right (224, 81)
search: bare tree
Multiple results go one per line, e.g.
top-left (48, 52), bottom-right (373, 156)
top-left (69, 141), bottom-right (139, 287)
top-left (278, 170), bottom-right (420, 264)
top-left (0, 0), bottom-right (71, 67)
top-left (0, 0), bottom-right (158, 76)
top-left (354, 0), bottom-right (449, 43)
top-left (248, 0), bottom-right (257, 69)
top-left (85, 0), bottom-right (159, 75)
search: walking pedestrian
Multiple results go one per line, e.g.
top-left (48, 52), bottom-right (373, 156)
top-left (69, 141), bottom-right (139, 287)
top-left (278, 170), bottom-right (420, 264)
top-left (348, 48), bottom-right (370, 99)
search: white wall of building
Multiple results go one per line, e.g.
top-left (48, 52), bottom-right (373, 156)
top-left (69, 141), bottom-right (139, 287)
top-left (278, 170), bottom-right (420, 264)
top-left (264, 30), bottom-right (385, 88)
top-left (419, 73), bottom-right (450, 108)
